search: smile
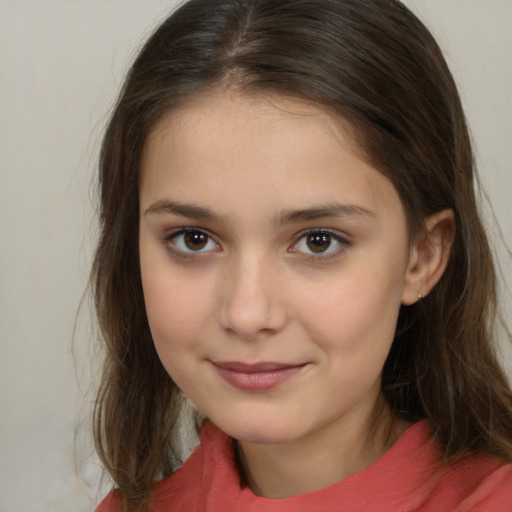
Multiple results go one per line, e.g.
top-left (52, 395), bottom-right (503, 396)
top-left (213, 361), bottom-right (308, 391)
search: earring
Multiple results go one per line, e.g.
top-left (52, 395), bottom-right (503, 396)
top-left (418, 293), bottom-right (422, 301)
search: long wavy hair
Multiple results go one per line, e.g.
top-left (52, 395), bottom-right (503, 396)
top-left (92, 0), bottom-right (512, 510)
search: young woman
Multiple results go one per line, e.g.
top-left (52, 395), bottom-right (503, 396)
top-left (93, 1), bottom-right (512, 510)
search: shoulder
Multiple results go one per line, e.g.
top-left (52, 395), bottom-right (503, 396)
top-left (95, 491), bottom-right (118, 512)
top-left (95, 422), bottom-right (235, 512)
top-left (425, 452), bottom-right (512, 511)
top-left (396, 422), bottom-right (512, 511)
top-left (152, 422), bottom-right (237, 509)
top-left (352, 421), bottom-right (512, 511)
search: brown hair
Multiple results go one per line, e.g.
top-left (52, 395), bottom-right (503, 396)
top-left (92, 0), bottom-right (512, 510)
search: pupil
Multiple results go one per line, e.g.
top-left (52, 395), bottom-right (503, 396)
top-left (306, 233), bottom-right (331, 253)
top-left (185, 231), bottom-right (208, 250)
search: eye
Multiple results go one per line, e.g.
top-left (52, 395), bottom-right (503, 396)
top-left (166, 229), bottom-right (220, 254)
top-left (290, 230), bottom-right (347, 257)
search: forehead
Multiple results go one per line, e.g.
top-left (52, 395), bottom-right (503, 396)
top-left (140, 90), bottom-right (404, 224)
top-left (144, 89), bottom-right (361, 161)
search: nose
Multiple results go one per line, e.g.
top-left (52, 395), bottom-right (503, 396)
top-left (219, 253), bottom-right (288, 340)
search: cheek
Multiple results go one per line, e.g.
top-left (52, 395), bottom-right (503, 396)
top-left (141, 271), bottom-right (215, 391)
top-left (144, 284), bottom-right (193, 343)
top-left (295, 264), bottom-right (404, 357)
top-left (139, 248), bottom-right (215, 354)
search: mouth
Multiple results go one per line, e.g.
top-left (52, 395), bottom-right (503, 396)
top-left (212, 361), bottom-right (308, 391)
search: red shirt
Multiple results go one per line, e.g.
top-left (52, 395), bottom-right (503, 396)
top-left (97, 421), bottom-right (512, 511)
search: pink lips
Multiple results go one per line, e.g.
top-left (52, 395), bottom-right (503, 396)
top-left (213, 361), bottom-right (307, 391)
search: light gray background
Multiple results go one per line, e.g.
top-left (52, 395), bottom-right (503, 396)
top-left (0, 1), bottom-right (510, 511)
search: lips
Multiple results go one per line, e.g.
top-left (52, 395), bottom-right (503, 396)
top-left (213, 361), bottom-right (307, 391)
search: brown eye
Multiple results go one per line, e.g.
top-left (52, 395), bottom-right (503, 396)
top-left (184, 231), bottom-right (208, 251)
top-left (291, 230), bottom-right (348, 258)
top-left (306, 233), bottom-right (332, 253)
top-left (168, 229), bottom-right (219, 253)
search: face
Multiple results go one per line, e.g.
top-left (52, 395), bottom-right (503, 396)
top-left (139, 91), bottom-right (414, 446)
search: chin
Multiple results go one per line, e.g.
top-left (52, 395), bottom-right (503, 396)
top-left (214, 413), bottom-right (302, 445)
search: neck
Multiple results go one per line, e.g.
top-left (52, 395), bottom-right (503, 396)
top-left (236, 396), bottom-right (409, 499)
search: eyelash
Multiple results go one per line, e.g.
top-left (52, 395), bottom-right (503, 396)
top-left (164, 228), bottom-right (349, 260)
top-left (289, 229), bottom-right (349, 260)
top-left (164, 228), bottom-right (220, 256)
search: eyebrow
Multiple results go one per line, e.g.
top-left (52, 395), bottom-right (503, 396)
top-left (276, 204), bottom-right (375, 225)
top-left (145, 200), bottom-right (221, 222)
top-left (145, 199), bottom-right (374, 225)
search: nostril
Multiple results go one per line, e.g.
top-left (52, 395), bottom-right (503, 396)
top-left (218, 256), bottom-right (288, 339)
top-left (219, 288), bottom-right (287, 340)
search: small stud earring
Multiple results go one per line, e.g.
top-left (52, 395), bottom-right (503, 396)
top-left (418, 293), bottom-right (422, 301)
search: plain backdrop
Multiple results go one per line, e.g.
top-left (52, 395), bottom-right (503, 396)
top-left (0, 1), bottom-right (510, 511)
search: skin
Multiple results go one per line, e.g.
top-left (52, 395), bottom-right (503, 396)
top-left (139, 90), bottom-right (454, 499)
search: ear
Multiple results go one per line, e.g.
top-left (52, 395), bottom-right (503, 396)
top-left (401, 209), bottom-right (455, 305)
